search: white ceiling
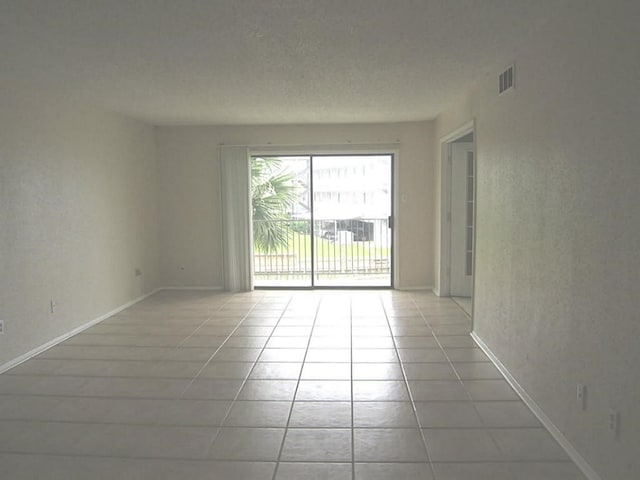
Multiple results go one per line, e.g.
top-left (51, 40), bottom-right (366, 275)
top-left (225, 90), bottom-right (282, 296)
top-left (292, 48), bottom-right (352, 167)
top-left (0, 1), bottom-right (559, 125)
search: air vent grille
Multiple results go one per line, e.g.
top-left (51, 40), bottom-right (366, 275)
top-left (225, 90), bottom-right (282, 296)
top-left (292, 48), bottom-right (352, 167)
top-left (499, 65), bottom-right (514, 94)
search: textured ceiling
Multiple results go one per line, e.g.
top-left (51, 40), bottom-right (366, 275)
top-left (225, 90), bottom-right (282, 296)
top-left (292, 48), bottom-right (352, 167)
top-left (0, 1), bottom-right (561, 125)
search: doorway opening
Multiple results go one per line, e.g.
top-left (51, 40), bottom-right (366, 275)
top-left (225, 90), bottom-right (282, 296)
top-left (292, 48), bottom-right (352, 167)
top-left (438, 123), bottom-right (476, 316)
top-left (251, 154), bottom-right (393, 288)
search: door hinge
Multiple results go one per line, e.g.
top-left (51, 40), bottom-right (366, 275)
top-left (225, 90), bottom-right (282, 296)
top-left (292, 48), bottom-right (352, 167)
top-left (388, 216), bottom-right (393, 229)
top-left (446, 211), bottom-right (451, 222)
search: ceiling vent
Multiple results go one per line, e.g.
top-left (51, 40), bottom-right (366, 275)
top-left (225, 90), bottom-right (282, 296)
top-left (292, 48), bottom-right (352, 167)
top-left (499, 65), bottom-right (515, 94)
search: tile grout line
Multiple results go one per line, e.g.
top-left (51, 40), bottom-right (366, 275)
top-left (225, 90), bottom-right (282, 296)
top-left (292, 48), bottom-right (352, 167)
top-left (270, 295), bottom-right (323, 480)
top-left (177, 294), bottom-right (264, 399)
top-left (391, 294), bottom-right (439, 480)
top-left (104, 292), bottom-right (254, 459)
top-left (435, 300), bottom-right (553, 479)
top-left (200, 294), bottom-right (295, 461)
top-left (410, 293), bottom-right (517, 475)
top-left (436, 303), bottom-right (545, 479)
top-left (350, 295), bottom-right (356, 480)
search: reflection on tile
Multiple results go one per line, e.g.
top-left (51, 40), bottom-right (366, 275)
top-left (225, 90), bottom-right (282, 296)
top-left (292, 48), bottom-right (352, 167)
top-left (249, 362), bottom-right (302, 380)
top-left (259, 349), bottom-right (306, 362)
top-left (267, 337), bottom-right (310, 349)
top-left (296, 380), bottom-right (352, 401)
top-left (352, 336), bottom-right (396, 348)
top-left (224, 401), bottom-right (291, 427)
top-left (305, 348), bottom-right (351, 362)
top-left (237, 380), bottom-right (298, 401)
top-left (300, 363), bottom-right (351, 380)
top-left (352, 349), bottom-right (398, 363)
top-left (289, 402), bottom-right (352, 428)
top-left (353, 381), bottom-right (410, 401)
top-left (352, 363), bottom-right (403, 380)
top-left (353, 402), bottom-right (418, 428)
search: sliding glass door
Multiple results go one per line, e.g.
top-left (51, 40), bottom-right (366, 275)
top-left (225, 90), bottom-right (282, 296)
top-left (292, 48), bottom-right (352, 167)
top-left (251, 154), bottom-right (392, 288)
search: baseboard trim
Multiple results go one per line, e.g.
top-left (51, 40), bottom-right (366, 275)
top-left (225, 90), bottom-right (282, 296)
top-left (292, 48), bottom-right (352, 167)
top-left (0, 289), bottom-right (160, 375)
top-left (159, 286), bottom-right (225, 291)
top-left (470, 332), bottom-right (602, 480)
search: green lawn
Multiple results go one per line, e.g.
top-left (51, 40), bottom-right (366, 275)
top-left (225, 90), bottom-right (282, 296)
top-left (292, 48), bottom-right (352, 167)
top-left (254, 231), bottom-right (390, 261)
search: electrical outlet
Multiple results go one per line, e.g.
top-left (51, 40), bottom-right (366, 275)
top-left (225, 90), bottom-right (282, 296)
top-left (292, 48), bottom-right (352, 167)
top-left (0, 320), bottom-right (4, 335)
top-left (576, 384), bottom-right (586, 410)
top-left (135, 268), bottom-right (142, 277)
top-left (608, 409), bottom-right (619, 439)
top-left (50, 299), bottom-right (56, 314)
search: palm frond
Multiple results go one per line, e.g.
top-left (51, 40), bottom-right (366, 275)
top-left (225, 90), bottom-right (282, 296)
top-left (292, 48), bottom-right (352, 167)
top-left (251, 157), bottom-right (302, 253)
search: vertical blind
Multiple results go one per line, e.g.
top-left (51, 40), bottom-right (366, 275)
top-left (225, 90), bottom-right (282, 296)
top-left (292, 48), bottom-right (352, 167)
top-left (219, 146), bottom-right (253, 291)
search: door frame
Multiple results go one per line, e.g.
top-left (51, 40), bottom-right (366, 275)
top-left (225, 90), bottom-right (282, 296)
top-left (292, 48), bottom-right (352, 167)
top-left (437, 120), bottom-right (477, 306)
top-left (249, 145), bottom-right (399, 289)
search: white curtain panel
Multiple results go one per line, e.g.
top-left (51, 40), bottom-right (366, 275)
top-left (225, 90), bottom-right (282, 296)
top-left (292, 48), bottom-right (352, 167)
top-left (219, 146), bottom-right (253, 292)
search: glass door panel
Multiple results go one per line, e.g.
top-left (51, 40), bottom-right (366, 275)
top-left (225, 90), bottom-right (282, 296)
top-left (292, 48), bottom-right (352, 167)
top-left (312, 155), bottom-right (392, 287)
top-left (252, 156), bottom-right (311, 287)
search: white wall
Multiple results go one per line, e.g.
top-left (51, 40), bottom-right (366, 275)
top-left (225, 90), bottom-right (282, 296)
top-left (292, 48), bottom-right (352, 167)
top-left (435, 2), bottom-right (640, 479)
top-left (0, 91), bottom-right (158, 367)
top-left (156, 122), bottom-right (435, 290)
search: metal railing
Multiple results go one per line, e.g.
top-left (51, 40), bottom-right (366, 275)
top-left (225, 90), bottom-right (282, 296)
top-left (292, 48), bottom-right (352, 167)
top-left (253, 218), bottom-right (391, 284)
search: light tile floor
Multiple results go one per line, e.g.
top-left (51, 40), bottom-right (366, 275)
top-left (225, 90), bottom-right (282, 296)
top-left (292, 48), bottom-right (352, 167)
top-left (0, 290), bottom-right (587, 479)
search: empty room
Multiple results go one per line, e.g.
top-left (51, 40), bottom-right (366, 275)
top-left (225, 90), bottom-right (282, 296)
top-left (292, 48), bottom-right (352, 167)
top-left (0, 1), bottom-right (638, 479)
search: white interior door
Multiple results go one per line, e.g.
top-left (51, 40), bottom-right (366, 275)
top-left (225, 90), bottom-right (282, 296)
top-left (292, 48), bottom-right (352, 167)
top-left (450, 142), bottom-right (474, 297)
